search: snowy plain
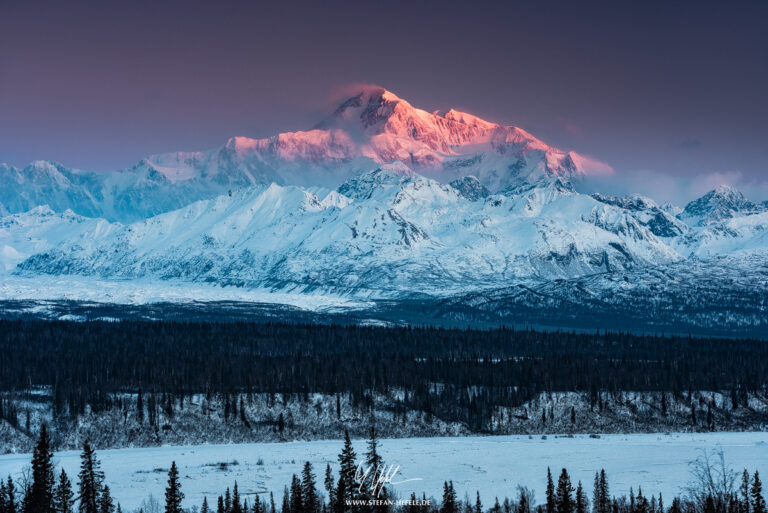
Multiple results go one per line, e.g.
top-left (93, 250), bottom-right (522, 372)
top-left (1, 433), bottom-right (766, 511)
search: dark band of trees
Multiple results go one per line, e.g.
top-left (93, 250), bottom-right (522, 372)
top-left (0, 320), bottom-right (766, 432)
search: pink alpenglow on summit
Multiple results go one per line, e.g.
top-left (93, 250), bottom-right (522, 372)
top-left (144, 86), bottom-right (614, 190)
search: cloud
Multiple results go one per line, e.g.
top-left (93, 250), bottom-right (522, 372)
top-left (680, 138), bottom-right (703, 150)
top-left (580, 169), bottom-right (768, 206)
top-left (327, 82), bottom-right (389, 105)
top-left (570, 153), bottom-right (615, 176)
top-left (555, 117), bottom-right (584, 138)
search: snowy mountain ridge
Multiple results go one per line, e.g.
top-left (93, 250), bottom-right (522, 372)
top-left (1, 86), bottom-right (767, 332)
top-left (7, 168), bottom-right (767, 303)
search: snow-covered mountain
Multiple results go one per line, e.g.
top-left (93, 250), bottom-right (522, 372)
top-left (15, 169), bottom-right (684, 296)
top-left (0, 206), bottom-right (117, 273)
top-left (1, 86), bottom-right (767, 333)
top-left (0, 86), bottom-right (611, 222)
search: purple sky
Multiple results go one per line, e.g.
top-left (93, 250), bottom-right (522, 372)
top-left (1, 0), bottom-right (767, 201)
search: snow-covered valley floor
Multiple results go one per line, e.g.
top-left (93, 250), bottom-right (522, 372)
top-left (1, 432), bottom-right (766, 511)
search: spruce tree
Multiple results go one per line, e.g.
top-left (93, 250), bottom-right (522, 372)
top-left (635, 488), bottom-right (648, 513)
top-left (232, 482), bottom-right (242, 513)
top-left (742, 470), bottom-right (753, 513)
top-left (753, 472), bottom-right (766, 513)
top-left (53, 470), bottom-right (74, 513)
top-left (201, 497), bottom-right (209, 513)
top-left (556, 469), bottom-right (575, 513)
top-left (365, 427), bottom-right (382, 470)
top-left (2, 476), bottom-right (18, 513)
top-left (302, 463), bottom-right (319, 513)
top-left (282, 486), bottom-right (290, 513)
top-left (334, 475), bottom-right (346, 513)
top-left (324, 465), bottom-right (335, 509)
top-left (598, 469), bottom-right (609, 513)
top-left (98, 485), bottom-right (114, 513)
top-left (337, 430), bottom-right (358, 507)
top-left (217, 495), bottom-right (225, 513)
top-left (290, 475), bottom-right (303, 513)
top-left (8, 475), bottom-right (18, 513)
top-left (164, 462), bottom-right (184, 513)
top-left (28, 424), bottom-right (56, 513)
top-left (77, 442), bottom-right (103, 513)
top-left (0, 479), bottom-right (7, 513)
top-left (576, 481), bottom-right (587, 513)
top-left (440, 482), bottom-right (457, 513)
top-left (364, 426), bottom-right (388, 512)
top-left (546, 468), bottom-right (556, 513)
top-left (592, 473), bottom-right (601, 513)
top-left (474, 492), bottom-right (482, 513)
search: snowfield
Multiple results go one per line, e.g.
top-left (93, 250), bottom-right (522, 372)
top-left (0, 274), bottom-right (368, 312)
top-left (1, 433), bottom-right (766, 511)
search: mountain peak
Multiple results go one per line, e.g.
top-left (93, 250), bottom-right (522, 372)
top-left (682, 185), bottom-right (763, 224)
top-left (712, 184), bottom-right (739, 196)
top-left (316, 85), bottom-right (411, 134)
top-left (438, 108), bottom-right (498, 130)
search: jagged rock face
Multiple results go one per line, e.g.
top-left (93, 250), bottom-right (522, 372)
top-left (450, 176), bottom-right (490, 201)
top-left (592, 193), bottom-right (687, 238)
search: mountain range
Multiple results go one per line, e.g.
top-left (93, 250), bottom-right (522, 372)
top-left (1, 86), bottom-right (767, 334)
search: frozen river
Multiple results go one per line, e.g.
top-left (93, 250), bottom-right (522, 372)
top-left (1, 432), bottom-right (766, 511)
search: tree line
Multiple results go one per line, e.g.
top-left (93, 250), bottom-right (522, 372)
top-left (1, 320), bottom-right (767, 432)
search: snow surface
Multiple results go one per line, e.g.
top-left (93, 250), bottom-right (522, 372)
top-left (0, 433), bottom-right (766, 511)
top-left (0, 275), bottom-right (367, 311)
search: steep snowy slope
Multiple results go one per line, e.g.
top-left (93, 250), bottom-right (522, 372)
top-left (0, 206), bottom-right (117, 273)
top-left (17, 169), bottom-right (681, 297)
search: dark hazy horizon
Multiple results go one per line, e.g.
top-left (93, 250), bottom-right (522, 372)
top-left (1, 0), bottom-right (767, 202)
